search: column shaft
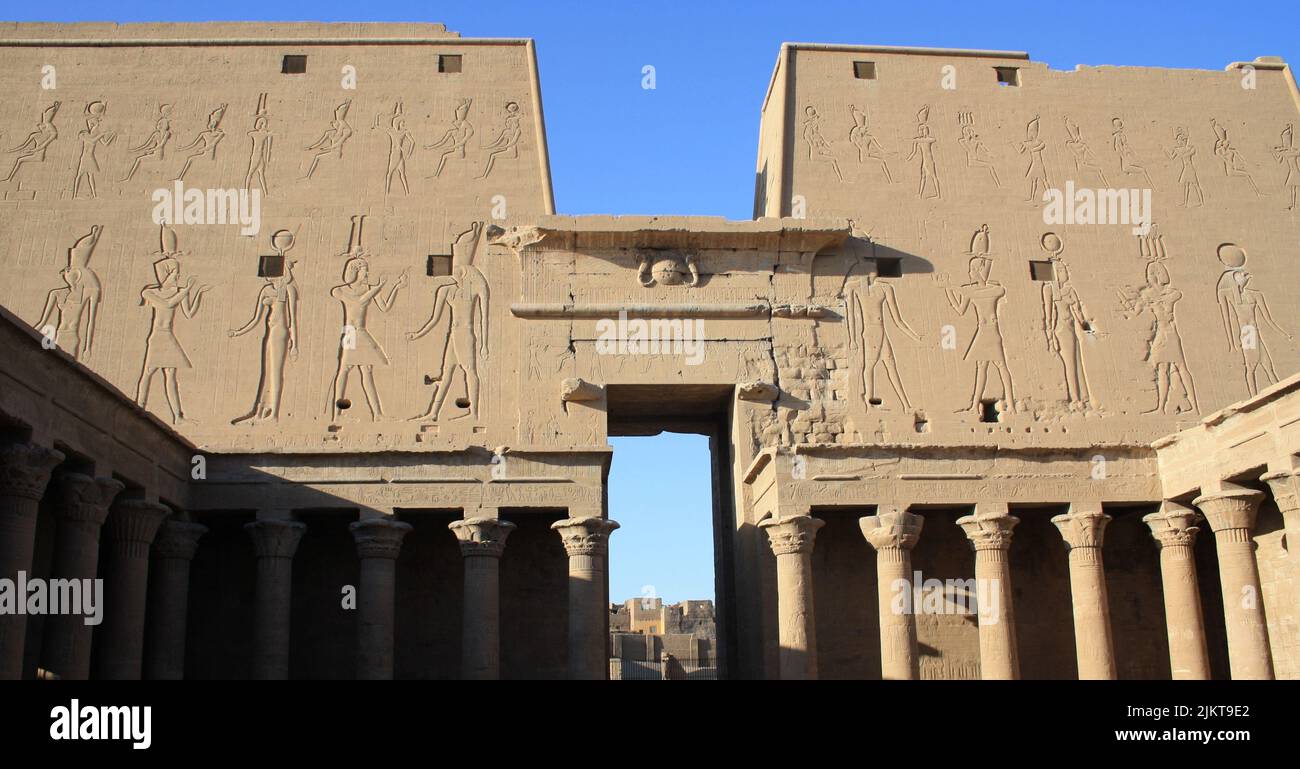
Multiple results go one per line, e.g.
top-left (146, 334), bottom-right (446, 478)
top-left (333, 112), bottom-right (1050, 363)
top-left (246, 519), bottom-right (306, 680)
top-left (97, 500), bottom-right (170, 680)
top-left (1144, 504), bottom-right (1210, 680)
top-left (145, 520), bottom-right (206, 680)
top-left (0, 443), bottom-right (63, 679)
top-left (350, 517), bottom-right (411, 680)
top-left (450, 516), bottom-right (514, 680)
top-left (552, 516), bottom-right (619, 680)
top-left (1195, 487), bottom-right (1273, 680)
top-left (957, 508), bottom-right (1019, 680)
top-left (1053, 507), bottom-right (1116, 680)
top-left (860, 507), bottom-right (923, 680)
top-left (759, 513), bottom-right (824, 681)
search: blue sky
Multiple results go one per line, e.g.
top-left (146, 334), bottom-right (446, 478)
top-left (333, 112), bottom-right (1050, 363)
top-left (18, 0), bottom-right (1300, 601)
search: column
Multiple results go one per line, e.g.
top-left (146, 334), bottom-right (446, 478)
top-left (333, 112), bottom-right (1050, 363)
top-left (1193, 484), bottom-right (1274, 679)
top-left (1260, 463), bottom-right (1300, 575)
top-left (1051, 504), bottom-right (1117, 680)
top-left (552, 516), bottom-right (619, 680)
top-left (97, 500), bottom-right (170, 679)
top-left (0, 442), bottom-right (63, 679)
top-left (449, 515), bottom-right (515, 680)
top-left (349, 516), bottom-right (412, 680)
top-left (144, 519), bottom-right (207, 680)
top-left (956, 504), bottom-right (1020, 680)
top-left (245, 518), bottom-right (307, 680)
top-left (1143, 502), bottom-right (1210, 680)
top-left (40, 473), bottom-right (123, 680)
top-left (858, 505), bottom-right (923, 680)
top-left (758, 513), bottom-right (824, 680)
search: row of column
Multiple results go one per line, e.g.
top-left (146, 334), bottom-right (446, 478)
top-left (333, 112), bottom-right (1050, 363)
top-left (758, 471), bottom-right (1300, 680)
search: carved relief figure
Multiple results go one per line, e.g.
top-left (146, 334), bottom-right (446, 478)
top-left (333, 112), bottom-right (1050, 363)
top-left (906, 105), bottom-right (939, 199)
top-left (1210, 119), bottom-right (1261, 195)
top-left (957, 111), bottom-right (999, 187)
top-left (244, 93), bottom-right (273, 195)
top-left (944, 227), bottom-right (1016, 414)
top-left (136, 226), bottom-right (210, 424)
top-left (229, 230), bottom-right (300, 424)
top-left (4, 102), bottom-right (60, 182)
top-left (72, 102), bottom-right (116, 199)
top-left (1111, 117), bottom-right (1154, 188)
top-left (373, 101), bottom-right (415, 195)
top-left (848, 105), bottom-right (895, 183)
top-left (409, 222), bottom-right (491, 422)
top-left (1117, 252), bottom-right (1198, 414)
top-left (1215, 243), bottom-right (1292, 397)
top-left (175, 104), bottom-right (227, 180)
top-left (329, 217), bottom-right (407, 422)
top-left (1271, 123), bottom-right (1300, 211)
top-left (304, 100), bottom-right (353, 179)
top-left (1038, 233), bottom-right (1094, 408)
top-left (1165, 127), bottom-right (1204, 207)
top-left (479, 101), bottom-right (522, 179)
top-left (425, 98), bottom-right (474, 178)
top-left (801, 106), bottom-right (843, 181)
top-left (1017, 115), bottom-right (1049, 204)
top-left (38, 225), bottom-right (104, 360)
top-left (845, 262), bottom-right (921, 411)
top-left (1064, 116), bottom-right (1109, 185)
top-left (121, 103), bottom-right (173, 182)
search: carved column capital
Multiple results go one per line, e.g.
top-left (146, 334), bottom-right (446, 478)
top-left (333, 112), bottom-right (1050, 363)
top-left (1193, 486), bottom-right (1265, 534)
top-left (1261, 469), bottom-right (1300, 514)
top-left (1143, 502), bottom-right (1202, 549)
top-left (956, 511), bottom-right (1019, 551)
top-left (349, 517), bottom-right (413, 560)
top-left (0, 443), bottom-right (64, 500)
top-left (551, 516), bottom-right (619, 557)
top-left (450, 516), bottom-right (516, 558)
top-left (1051, 506), bottom-right (1112, 551)
top-left (858, 506), bottom-right (923, 552)
top-left (153, 520), bottom-right (208, 561)
top-left (245, 519), bottom-right (307, 559)
top-left (759, 514), bottom-right (825, 556)
top-left (103, 500), bottom-right (171, 559)
top-left (54, 473), bottom-right (124, 525)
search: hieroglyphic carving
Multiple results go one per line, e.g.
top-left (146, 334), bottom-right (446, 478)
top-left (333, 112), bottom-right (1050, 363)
top-left (4, 102), bottom-right (60, 182)
top-left (1017, 115), bottom-right (1049, 204)
top-left (1165, 127), bottom-right (1204, 207)
top-left (410, 222), bottom-right (490, 422)
top-left (478, 101), bottom-right (522, 179)
top-left (136, 226), bottom-right (210, 423)
top-left (1215, 243), bottom-right (1292, 397)
top-left (1063, 116), bottom-right (1109, 186)
top-left (957, 111), bottom-right (999, 187)
top-left (1210, 119), bottom-right (1261, 195)
top-left (121, 103), bottom-right (172, 182)
top-left (330, 215), bottom-right (407, 421)
top-left (846, 264), bottom-right (921, 411)
top-left (1273, 123), bottom-right (1300, 210)
top-left (944, 226), bottom-right (1016, 414)
top-left (72, 101), bottom-right (116, 198)
top-left (39, 225), bottom-right (104, 360)
top-left (1110, 117), bottom-right (1154, 187)
top-left (801, 105), bottom-right (842, 181)
top-left (849, 105), bottom-right (894, 183)
top-left (304, 99), bottom-right (353, 179)
top-left (374, 101), bottom-right (415, 194)
top-left (1117, 243), bottom-right (1198, 414)
top-left (244, 93), bottom-right (273, 195)
top-left (425, 98), bottom-right (474, 178)
top-left (229, 230), bottom-right (300, 424)
top-left (1039, 233), bottom-right (1095, 408)
top-left (906, 105), bottom-right (939, 199)
top-left (175, 104), bottom-right (227, 180)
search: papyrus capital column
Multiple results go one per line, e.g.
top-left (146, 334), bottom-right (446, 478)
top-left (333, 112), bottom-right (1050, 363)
top-left (1261, 466), bottom-right (1300, 569)
top-left (145, 519), bottom-right (207, 680)
top-left (449, 515), bottom-right (515, 680)
top-left (1143, 502), bottom-right (1210, 680)
top-left (859, 506), bottom-right (924, 680)
top-left (552, 516), bottom-right (619, 680)
top-left (349, 516), bottom-right (412, 680)
top-left (0, 443), bottom-right (63, 679)
top-left (98, 499), bottom-right (170, 679)
top-left (245, 518), bottom-right (307, 680)
top-left (39, 473), bottom-right (122, 680)
top-left (1051, 504), bottom-right (1116, 680)
top-left (956, 504), bottom-right (1020, 680)
top-left (1193, 485), bottom-right (1273, 680)
top-left (758, 513), bottom-right (824, 680)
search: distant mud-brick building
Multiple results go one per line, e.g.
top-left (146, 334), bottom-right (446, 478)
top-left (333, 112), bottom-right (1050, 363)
top-left (0, 23), bottom-right (1297, 679)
